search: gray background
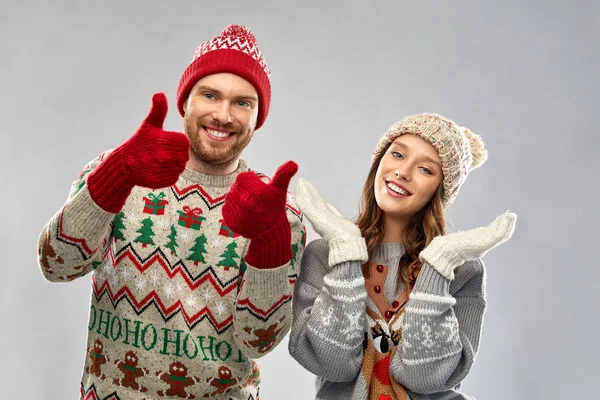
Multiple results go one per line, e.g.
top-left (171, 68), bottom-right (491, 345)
top-left (1, 0), bottom-right (598, 399)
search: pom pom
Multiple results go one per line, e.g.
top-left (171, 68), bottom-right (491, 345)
top-left (220, 24), bottom-right (257, 45)
top-left (463, 127), bottom-right (487, 171)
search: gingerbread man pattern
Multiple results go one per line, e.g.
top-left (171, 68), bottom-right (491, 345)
top-left (204, 365), bottom-right (240, 398)
top-left (156, 361), bottom-right (200, 398)
top-left (86, 339), bottom-right (108, 380)
top-left (113, 351), bottom-right (149, 393)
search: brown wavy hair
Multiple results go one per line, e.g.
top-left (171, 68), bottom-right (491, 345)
top-left (356, 142), bottom-right (446, 288)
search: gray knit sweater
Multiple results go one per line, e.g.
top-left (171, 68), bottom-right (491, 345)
top-left (289, 239), bottom-right (486, 399)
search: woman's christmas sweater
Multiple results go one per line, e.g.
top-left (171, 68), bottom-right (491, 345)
top-left (289, 239), bottom-right (486, 399)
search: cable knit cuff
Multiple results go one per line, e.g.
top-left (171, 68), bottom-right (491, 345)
top-left (245, 217), bottom-right (292, 269)
top-left (419, 238), bottom-right (463, 281)
top-left (328, 236), bottom-right (368, 268)
top-left (412, 263), bottom-right (451, 296)
top-left (86, 149), bottom-right (134, 213)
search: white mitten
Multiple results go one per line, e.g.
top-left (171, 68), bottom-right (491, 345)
top-left (420, 212), bottom-right (517, 280)
top-left (295, 179), bottom-right (368, 267)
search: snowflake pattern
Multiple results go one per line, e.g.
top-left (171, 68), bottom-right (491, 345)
top-left (126, 212), bottom-right (139, 224)
top-left (185, 294), bottom-right (197, 308)
top-left (339, 311), bottom-right (363, 342)
top-left (214, 301), bottom-right (227, 316)
top-left (120, 265), bottom-right (131, 281)
top-left (420, 323), bottom-right (435, 349)
top-left (136, 277), bottom-right (146, 292)
top-left (211, 237), bottom-right (223, 249)
top-left (103, 262), bottom-right (112, 274)
top-left (201, 287), bottom-right (212, 302)
top-left (440, 316), bottom-right (460, 346)
top-left (403, 315), bottom-right (462, 356)
top-left (320, 306), bottom-right (335, 327)
top-left (148, 270), bottom-right (161, 286)
top-left (180, 230), bottom-right (192, 243)
top-left (93, 269), bottom-right (104, 284)
top-left (109, 272), bottom-right (119, 289)
top-left (164, 283), bottom-right (175, 300)
top-left (158, 218), bottom-right (170, 230)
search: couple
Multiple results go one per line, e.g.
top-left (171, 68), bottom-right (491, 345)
top-left (37, 25), bottom-right (516, 400)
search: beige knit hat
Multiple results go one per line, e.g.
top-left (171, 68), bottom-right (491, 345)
top-left (372, 113), bottom-right (487, 207)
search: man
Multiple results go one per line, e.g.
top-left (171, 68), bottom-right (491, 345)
top-left (37, 24), bottom-right (305, 400)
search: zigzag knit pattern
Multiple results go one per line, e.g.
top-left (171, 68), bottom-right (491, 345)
top-left (40, 154), bottom-right (305, 399)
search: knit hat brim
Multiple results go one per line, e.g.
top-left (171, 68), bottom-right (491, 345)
top-left (372, 113), bottom-right (487, 207)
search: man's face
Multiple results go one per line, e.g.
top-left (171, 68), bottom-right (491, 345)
top-left (182, 73), bottom-right (259, 166)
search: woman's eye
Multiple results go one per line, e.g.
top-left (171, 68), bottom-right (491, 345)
top-left (392, 151), bottom-right (403, 159)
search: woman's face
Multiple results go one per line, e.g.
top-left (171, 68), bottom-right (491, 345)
top-left (374, 134), bottom-right (443, 220)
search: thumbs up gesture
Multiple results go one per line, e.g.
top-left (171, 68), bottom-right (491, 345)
top-left (87, 93), bottom-right (190, 213)
top-left (223, 161), bottom-right (297, 239)
top-left (222, 161), bottom-right (298, 268)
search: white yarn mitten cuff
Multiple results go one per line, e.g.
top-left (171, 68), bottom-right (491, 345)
top-left (328, 237), bottom-right (368, 268)
top-left (419, 238), bottom-right (464, 281)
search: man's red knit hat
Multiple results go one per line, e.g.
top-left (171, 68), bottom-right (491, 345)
top-left (176, 24), bottom-right (271, 129)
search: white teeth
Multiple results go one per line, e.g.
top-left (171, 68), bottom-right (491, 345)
top-left (387, 182), bottom-right (409, 196)
top-left (206, 128), bottom-right (230, 138)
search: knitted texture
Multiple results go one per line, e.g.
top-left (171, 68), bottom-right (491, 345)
top-left (295, 179), bottom-right (368, 267)
top-left (371, 113), bottom-right (488, 207)
top-left (176, 24), bottom-right (271, 129)
top-left (222, 161), bottom-right (298, 269)
top-left (420, 212), bottom-right (517, 280)
top-left (289, 239), bottom-right (487, 399)
top-left (87, 93), bottom-right (189, 213)
top-left (38, 155), bottom-right (305, 400)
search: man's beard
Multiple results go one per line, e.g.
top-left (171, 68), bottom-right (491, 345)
top-left (183, 116), bottom-right (253, 166)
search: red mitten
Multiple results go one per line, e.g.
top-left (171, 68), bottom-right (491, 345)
top-left (222, 161), bottom-right (298, 269)
top-left (87, 93), bottom-right (190, 213)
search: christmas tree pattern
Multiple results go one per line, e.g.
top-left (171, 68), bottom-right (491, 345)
top-left (73, 166), bottom-right (92, 196)
top-left (290, 244), bottom-right (299, 269)
top-left (290, 229), bottom-right (306, 269)
top-left (165, 225), bottom-right (179, 256)
top-left (187, 234), bottom-right (208, 266)
top-left (134, 217), bottom-right (155, 248)
top-left (217, 241), bottom-right (241, 271)
top-left (112, 211), bottom-right (126, 241)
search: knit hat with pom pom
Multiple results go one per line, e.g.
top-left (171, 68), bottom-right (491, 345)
top-left (372, 113), bottom-right (488, 207)
top-left (176, 24), bottom-right (271, 129)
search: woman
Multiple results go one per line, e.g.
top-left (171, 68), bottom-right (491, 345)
top-left (289, 113), bottom-right (516, 399)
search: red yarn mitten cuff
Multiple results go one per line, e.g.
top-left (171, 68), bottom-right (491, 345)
top-left (86, 148), bottom-right (134, 214)
top-left (244, 217), bottom-right (292, 269)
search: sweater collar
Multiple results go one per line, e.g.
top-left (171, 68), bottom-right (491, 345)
top-left (179, 159), bottom-right (250, 188)
top-left (371, 242), bottom-right (406, 264)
